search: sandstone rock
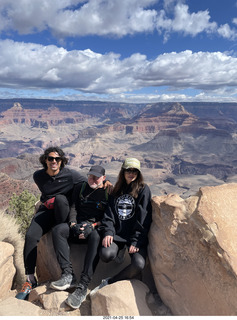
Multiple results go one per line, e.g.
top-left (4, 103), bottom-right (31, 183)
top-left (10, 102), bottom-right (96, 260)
top-left (148, 183), bottom-right (237, 316)
top-left (28, 283), bottom-right (90, 316)
top-left (28, 284), bottom-right (84, 315)
top-left (90, 279), bottom-right (152, 316)
top-left (0, 297), bottom-right (48, 316)
top-left (36, 232), bottom-right (61, 282)
top-left (0, 242), bottom-right (15, 299)
top-left (28, 283), bottom-right (48, 302)
top-left (40, 291), bottom-right (69, 311)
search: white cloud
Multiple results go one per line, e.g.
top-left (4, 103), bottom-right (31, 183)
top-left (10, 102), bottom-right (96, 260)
top-left (0, 0), bottom-right (235, 40)
top-left (218, 24), bottom-right (237, 40)
top-left (0, 0), bottom-right (158, 37)
top-left (55, 91), bottom-right (237, 103)
top-left (1, 39), bottom-right (237, 100)
top-left (163, 0), bottom-right (179, 11)
top-left (54, 0), bottom-right (158, 37)
top-left (173, 4), bottom-right (217, 35)
top-left (156, 3), bottom-right (217, 39)
top-left (0, 0), bottom-right (69, 34)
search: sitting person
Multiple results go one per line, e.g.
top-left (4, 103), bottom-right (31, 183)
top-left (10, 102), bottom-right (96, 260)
top-left (90, 158), bottom-right (152, 295)
top-left (16, 146), bottom-right (87, 300)
top-left (50, 165), bottom-right (109, 309)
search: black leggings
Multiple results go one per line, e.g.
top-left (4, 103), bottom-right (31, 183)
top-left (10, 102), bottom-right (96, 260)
top-left (52, 223), bottom-right (101, 286)
top-left (23, 194), bottom-right (70, 275)
top-left (100, 241), bottom-right (147, 284)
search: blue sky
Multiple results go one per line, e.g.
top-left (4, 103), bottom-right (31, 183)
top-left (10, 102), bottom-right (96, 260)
top-left (0, 0), bottom-right (237, 103)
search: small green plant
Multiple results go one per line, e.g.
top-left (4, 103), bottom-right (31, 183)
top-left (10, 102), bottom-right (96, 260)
top-left (8, 190), bottom-right (40, 236)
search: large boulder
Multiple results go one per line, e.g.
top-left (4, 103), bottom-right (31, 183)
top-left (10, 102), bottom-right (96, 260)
top-left (29, 284), bottom-right (70, 312)
top-left (0, 242), bottom-right (15, 299)
top-left (90, 279), bottom-right (153, 316)
top-left (148, 183), bottom-right (237, 316)
top-left (0, 297), bottom-right (49, 316)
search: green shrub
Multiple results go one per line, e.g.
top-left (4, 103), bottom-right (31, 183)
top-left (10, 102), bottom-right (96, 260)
top-left (8, 190), bottom-right (40, 236)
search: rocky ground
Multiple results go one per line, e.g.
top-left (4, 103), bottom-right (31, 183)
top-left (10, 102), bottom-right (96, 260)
top-left (1, 281), bottom-right (171, 317)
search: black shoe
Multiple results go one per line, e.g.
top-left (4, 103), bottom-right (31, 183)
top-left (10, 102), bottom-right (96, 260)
top-left (15, 278), bottom-right (37, 300)
top-left (65, 284), bottom-right (87, 309)
top-left (50, 273), bottom-right (77, 291)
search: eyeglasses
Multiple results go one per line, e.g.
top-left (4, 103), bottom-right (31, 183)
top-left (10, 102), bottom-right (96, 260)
top-left (125, 168), bottom-right (139, 174)
top-left (47, 156), bottom-right (62, 162)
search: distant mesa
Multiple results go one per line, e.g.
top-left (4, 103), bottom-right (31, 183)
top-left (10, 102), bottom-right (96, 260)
top-left (166, 102), bottom-right (190, 115)
top-left (12, 102), bottom-right (23, 110)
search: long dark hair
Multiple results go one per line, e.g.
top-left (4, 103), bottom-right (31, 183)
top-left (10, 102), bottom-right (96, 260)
top-left (39, 146), bottom-right (68, 170)
top-left (112, 168), bottom-right (145, 199)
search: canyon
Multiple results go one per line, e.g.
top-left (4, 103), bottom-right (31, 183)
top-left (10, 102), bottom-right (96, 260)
top-left (1, 99), bottom-right (237, 206)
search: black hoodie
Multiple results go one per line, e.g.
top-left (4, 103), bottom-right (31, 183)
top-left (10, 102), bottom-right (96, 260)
top-left (33, 167), bottom-right (86, 204)
top-left (101, 183), bottom-right (152, 248)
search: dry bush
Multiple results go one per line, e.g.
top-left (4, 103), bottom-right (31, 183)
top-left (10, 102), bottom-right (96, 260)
top-left (0, 210), bottom-right (25, 288)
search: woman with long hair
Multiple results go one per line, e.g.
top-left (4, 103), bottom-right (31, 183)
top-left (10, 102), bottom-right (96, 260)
top-left (91, 157), bottom-right (152, 294)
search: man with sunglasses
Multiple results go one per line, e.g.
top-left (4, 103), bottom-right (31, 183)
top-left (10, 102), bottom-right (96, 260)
top-left (50, 165), bottom-right (108, 309)
top-left (16, 146), bottom-right (110, 300)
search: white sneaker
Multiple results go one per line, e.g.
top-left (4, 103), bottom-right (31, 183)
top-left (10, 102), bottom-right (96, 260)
top-left (90, 277), bottom-right (111, 296)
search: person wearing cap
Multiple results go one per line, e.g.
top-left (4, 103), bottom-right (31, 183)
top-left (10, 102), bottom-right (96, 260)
top-left (90, 158), bottom-right (152, 295)
top-left (50, 165), bottom-right (109, 309)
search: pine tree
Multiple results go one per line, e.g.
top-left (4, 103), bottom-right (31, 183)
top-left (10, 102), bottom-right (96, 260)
top-left (8, 190), bottom-right (40, 235)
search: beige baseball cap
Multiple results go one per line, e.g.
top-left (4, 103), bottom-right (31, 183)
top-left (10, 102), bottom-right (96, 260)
top-left (122, 158), bottom-right (140, 171)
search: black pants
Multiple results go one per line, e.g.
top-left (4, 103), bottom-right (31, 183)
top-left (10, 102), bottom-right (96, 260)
top-left (100, 241), bottom-right (147, 284)
top-left (23, 194), bottom-right (70, 275)
top-left (52, 223), bottom-right (101, 287)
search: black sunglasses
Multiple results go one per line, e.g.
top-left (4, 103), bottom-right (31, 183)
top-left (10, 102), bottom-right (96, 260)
top-left (125, 168), bottom-right (139, 173)
top-left (47, 156), bottom-right (62, 162)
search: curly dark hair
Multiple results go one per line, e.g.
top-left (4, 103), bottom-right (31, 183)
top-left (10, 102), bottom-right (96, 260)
top-left (112, 167), bottom-right (145, 199)
top-left (39, 146), bottom-right (68, 170)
